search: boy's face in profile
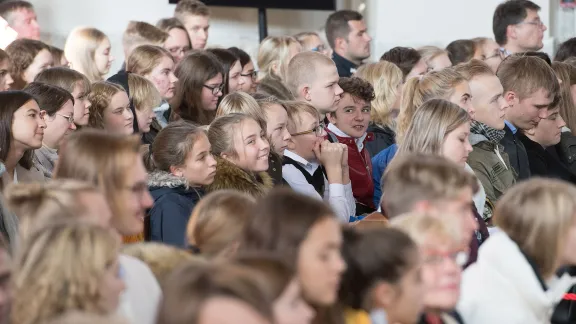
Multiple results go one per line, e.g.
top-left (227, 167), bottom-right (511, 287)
top-left (181, 14), bottom-right (209, 50)
top-left (307, 64), bottom-right (343, 116)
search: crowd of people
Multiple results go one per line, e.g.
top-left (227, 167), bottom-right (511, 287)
top-left (0, 0), bottom-right (573, 323)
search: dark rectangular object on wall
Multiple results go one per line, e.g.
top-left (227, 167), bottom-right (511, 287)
top-left (168, 0), bottom-right (336, 11)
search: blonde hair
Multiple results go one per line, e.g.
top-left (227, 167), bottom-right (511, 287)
top-left (257, 36), bottom-right (300, 81)
top-left (34, 67), bottom-right (91, 97)
top-left (64, 27), bottom-right (109, 82)
top-left (293, 31), bottom-right (321, 51)
top-left (398, 68), bottom-right (466, 144)
top-left (418, 46), bottom-right (449, 66)
top-left (126, 44), bottom-right (173, 77)
top-left (283, 100), bottom-right (320, 133)
top-left (552, 62), bottom-right (576, 135)
top-left (187, 190), bottom-right (256, 258)
top-left (494, 178), bottom-right (576, 279)
top-left (497, 55), bottom-right (559, 101)
top-left (286, 51), bottom-right (336, 98)
top-left (127, 73), bottom-right (161, 112)
top-left (355, 61), bottom-right (403, 127)
top-left (122, 21), bottom-right (169, 56)
top-left (390, 211), bottom-right (462, 248)
top-left (12, 222), bottom-right (120, 324)
top-left (453, 59), bottom-right (494, 81)
top-left (87, 81), bottom-right (126, 129)
top-left (174, 0), bottom-right (210, 19)
top-left (208, 113), bottom-right (265, 160)
top-left (216, 91), bottom-right (267, 127)
top-left (4, 180), bottom-right (101, 241)
top-left (44, 312), bottom-right (129, 324)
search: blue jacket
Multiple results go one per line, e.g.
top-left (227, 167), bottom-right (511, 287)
top-left (147, 171), bottom-right (202, 248)
top-left (371, 144), bottom-right (398, 208)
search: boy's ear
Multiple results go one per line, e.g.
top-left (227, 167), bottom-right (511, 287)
top-left (334, 36), bottom-right (347, 52)
top-left (301, 84), bottom-right (312, 102)
top-left (504, 91), bottom-right (518, 108)
top-left (372, 282), bottom-right (396, 308)
top-left (326, 111), bottom-right (337, 125)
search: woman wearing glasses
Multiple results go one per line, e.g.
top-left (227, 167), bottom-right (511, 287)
top-left (24, 82), bottom-right (76, 180)
top-left (229, 47), bottom-right (258, 94)
top-left (294, 32), bottom-right (331, 57)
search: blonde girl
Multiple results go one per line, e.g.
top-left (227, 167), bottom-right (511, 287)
top-left (257, 36), bottom-right (301, 100)
top-left (418, 46), bottom-right (452, 72)
top-left (87, 81), bottom-right (134, 135)
top-left (64, 27), bottom-right (114, 82)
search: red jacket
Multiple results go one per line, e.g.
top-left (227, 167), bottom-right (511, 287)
top-left (326, 129), bottom-right (375, 211)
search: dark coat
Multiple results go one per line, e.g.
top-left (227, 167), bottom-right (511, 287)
top-left (500, 124), bottom-right (531, 180)
top-left (365, 123), bottom-right (395, 158)
top-left (519, 134), bottom-right (576, 184)
top-left (147, 171), bottom-right (202, 248)
top-left (267, 152), bottom-right (284, 186)
top-left (206, 156), bottom-right (274, 197)
top-left (553, 131), bottom-right (576, 176)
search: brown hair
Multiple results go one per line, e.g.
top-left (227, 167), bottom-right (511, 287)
top-left (0, 1), bottom-right (33, 25)
top-left (87, 81), bottom-right (126, 129)
top-left (187, 190), bottom-right (256, 258)
top-left (552, 61), bottom-right (576, 135)
top-left (446, 39), bottom-right (477, 65)
top-left (122, 21), bottom-right (168, 55)
top-left (497, 55), bottom-right (559, 100)
top-left (380, 47), bottom-right (422, 79)
top-left (285, 51), bottom-right (336, 98)
top-left (5, 39), bottom-right (49, 90)
top-left (127, 73), bottom-right (161, 112)
top-left (208, 113), bottom-right (265, 159)
top-left (174, 0), bottom-right (210, 19)
top-left (64, 27), bottom-right (109, 82)
top-left (126, 44), bottom-right (173, 76)
top-left (381, 154), bottom-right (478, 218)
top-left (23, 82), bottom-right (74, 117)
top-left (453, 59), bottom-right (495, 80)
top-left (0, 90), bottom-right (37, 170)
top-left (234, 252), bottom-right (294, 300)
top-left (325, 10), bottom-right (363, 49)
top-left (328, 77), bottom-right (375, 119)
top-left (49, 46), bottom-right (66, 67)
top-left (34, 67), bottom-right (91, 95)
top-left (156, 17), bottom-right (187, 33)
top-left (207, 48), bottom-right (240, 97)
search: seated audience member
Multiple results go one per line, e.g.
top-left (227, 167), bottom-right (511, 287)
top-left (355, 61), bottom-right (403, 156)
top-left (325, 10), bottom-right (371, 77)
top-left (173, 0), bottom-right (210, 49)
top-left (64, 27), bottom-right (113, 82)
top-left (283, 100), bottom-right (355, 222)
top-left (497, 55), bottom-right (559, 180)
top-left (293, 31), bottom-right (330, 56)
top-left (5, 38), bottom-right (52, 89)
top-left (256, 36), bottom-right (301, 100)
top-left (326, 77), bottom-right (376, 214)
top-left (228, 46), bottom-right (258, 93)
top-left (446, 39), bottom-right (477, 65)
top-left (339, 227), bottom-right (424, 324)
top-left (87, 81), bottom-right (134, 135)
top-left (187, 190), bottom-right (255, 258)
top-left (0, 91), bottom-right (46, 185)
top-left (515, 50), bottom-right (552, 66)
top-left (156, 17), bottom-right (191, 63)
top-left (551, 62), bottom-right (576, 174)
top-left (172, 50), bottom-right (224, 125)
top-left (472, 37), bottom-right (503, 72)
top-left (455, 60), bottom-right (515, 222)
top-left (23, 82), bottom-right (75, 179)
top-left (380, 47), bottom-right (427, 81)
top-left (11, 222), bottom-right (125, 324)
top-left (0, 49), bottom-right (13, 90)
top-left (0, 235), bottom-right (9, 324)
top-left (49, 45), bottom-right (68, 67)
top-left (493, 0), bottom-right (546, 56)
top-left (126, 45), bottom-right (178, 128)
top-left (555, 37), bottom-right (576, 62)
top-left (207, 48), bottom-right (244, 96)
top-left (121, 21), bottom-right (168, 70)
top-left (459, 178), bottom-right (576, 324)
top-left (418, 46), bottom-right (452, 72)
top-left (206, 114), bottom-right (273, 197)
top-left (240, 189), bottom-right (346, 324)
top-left (234, 253), bottom-right (315, 324)
top-left (157, 262), bottom-right (273, 324)
top-left (391, 212), bottom-right (466, 324)
top-left (35, 67), bottom-right (92, 127)
top-left (144, 121), bottom-right (216, 247)
top-left (286, 51), bottom-right (344, 118)
top-left (0, 0), bottom-right (39, 40)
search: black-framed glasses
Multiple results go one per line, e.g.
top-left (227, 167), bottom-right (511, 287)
top-left (483, 48), bottom-right (506, 61)
top-left (203, 83), bottom-right (224, 96)
top-left (291, 123), bottom-right (325, 137)
top-left (240, 70), bottom-right (258, 81)
top-left (56, 113), bottom-right (74, 124)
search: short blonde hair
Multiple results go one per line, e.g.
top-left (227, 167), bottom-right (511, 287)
top-left (418, 46), bottom-right (449, 66)
top-left (286, 51), bottom-right (336, 98)
top-left (44, 312), bottom-right (129, 324)
top-left (390, 211), bottom-right (462, 248)
top-left (216, 91), bottom-right (266, 127)
top-left (35, 67), bottom-right (91, 97)
top-left (494, 178), bottom-right (576, 279)
top-left (12, 222), bottom-right (120, 324)
top-left (87, 81), bottom-right (126, 129)
top-left (453, 59), bottom-right (494, 80)
top-left (64, 27), bottom-right (109, 82)
top-left (257, 36), bottom-right (301, 81)
top-left (127, 73), bottom-right (161, 112)
top-left (355, 61), bottom-right (403, 127)
top-left (282, 100), bottom-right (320, 133)
top-left (122, 21), bottom-right (168, 56)
top-left (174, 0), bottom-right (210, 19)
top-left (497, 55), bottom-right (559, 101)
top-left (126, 44), bottom-right (173, 77)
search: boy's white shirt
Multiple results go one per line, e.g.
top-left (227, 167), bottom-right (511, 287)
top-left (327, 123), bottom-right (367, 151)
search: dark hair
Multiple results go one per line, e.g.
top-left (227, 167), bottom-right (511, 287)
top-left (5, 39), bottom-right (49, 90)
top-left (339, 227), bottom-right (418, 310)
top-left (228, 47), bottom-right (252, 68)
top-left (48, 46), bottom-right (66, 67)
top-left (172, 50), bottom-right (224, 125)
top-left (325, 10), bottom-right (363, 49)
top-left (493, 0), bottom-right (541, 46)
top-left (23, 82), bottom-right (74, 117)
top-left (0, 0), bottom-right (33, 22)
top-left (555, 37), bottom-right (576, 62)
top-left (514, 51), bottom-right (552, 66)
top-left (0, 91), bottom-right (37, 169)
top-left (35, 67), bottom-right (91, 95)
top-left (446, 39), bottom-right (477, 65)
top-left (206, 48), bottom-right (239, 96)
top-left (337, 77), bottom-right (375, 103)
top-left (380, 47), bottom-right (421, 78)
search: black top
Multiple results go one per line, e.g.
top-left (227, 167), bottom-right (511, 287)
top-left (500, 124), bottom-right (531, 180)
top-left (366, 123), bottom-right (395, 157)
top-left (332, 52), bottom-right (358, 78)
top-left (282, 156), bottom-right (325, 195)
top-left (519, 134), bottom-right (576, 184)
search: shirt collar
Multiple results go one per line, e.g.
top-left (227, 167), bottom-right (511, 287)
top-left (332, 52), bottom-right (358, 73)
top-left (500, 47), bottom-right (512, 57)
top-left (284, 150), bottom-right (319, 168)
top-left (504, 120), bottom-right (517, 134)
top-left (327, 123), bottom-right (368, 151)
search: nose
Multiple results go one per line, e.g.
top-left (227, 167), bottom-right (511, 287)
top-left (318, 127), bottom-right (327, 138)
top-left (282, 128), bottom-right (291, 142)
top-left (260, 136), bottom-right (270, 152)
top-left (465, 137), bottom-right (473, 153)
top-left (334, 84), bottom-right (343, 97)
top-left (539, 108), bottom-right (550, 120)
top-left (558, 115), bottom-right (567, 129)
top-left (69, 122), bottom-right (77, 130)
top-left (354, 110), bottom-right (364, 121)
top-left (124, 108), bottom-right (134, 120)
top-left (200, 29), bottom-right (208, 40)
top-left (84, 98), bottom-right (92, 110)
top-left (142, 189), bottom-right (154, 209)
top-left (238, 77), bottom-right (245, 85)
top-left (467, 103), bottom-right (476, 119)
top-left (207, 153), bottom-right (217, 167)
top-left (498, 97), bottom-right (508, 111)
top-left (365, 33), bottom-right (372, 42)
top-left (169, 72), bottom-right (178, 83)
top-left (109, 55), bottom-right (114, 63)
top-left (335, 252), bottom-right (347, 274)
top-left (542, 23), bottom-right (547, 32)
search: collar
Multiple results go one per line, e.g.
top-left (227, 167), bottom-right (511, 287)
top-left (283, 150), bottom-right (320, 170)
top-left (327, 123), bottom-right (370, 150)
top-left (500, 47), bottom-right (512, 57)
top-left (153, 101), bottom-right (170, 113)
top-left (332, 52), bottom-right (358, 73)
top-left (504, 120), bottom-right (517, 134)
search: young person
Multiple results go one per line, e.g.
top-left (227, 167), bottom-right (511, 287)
top-left (206, 113), bottom-right (273, 197)
top-left (459, 178), bottom-right (576, 323)
top-left (256, 36), bottom-right (301, 100)
top-left (49, 45), bottom-right (68, 67)
top-left (144, 121), bottom-right (216, 247)
top-left (0, 0), bottom-right (39, 40)
top-left (286, 51), bottom-right (343, 118)
top-left (472, 37), bottom-right (503, 72)
top-left (283, 100), bottom-right (355, 222)
top-left (555, 37), bottom-right (576, 62)
top-left (446, 39), bottom-right (477, 65)
top-left (418, 46), bottom-right (452, 72)
top-left (551, 62), bottom-right (576, 175)
top-left (355, 61), bottom-right (403, 156)
top-left (493, 0), bottom-right (546, 55)
top-left (326, 77), bottom-right (375, 214)
top-left (24, 82), bottom-right (75, 179)
top-left (207, 48), bottom-right (244, 96)
top-left (171, 50), bottom-right (224, 125)
top-left (121, 21), bottom-right (168, 68)
top-left (293, 31), bottom-right (331, 56)
top-left (325, 10), bottom-right (371, 78)
top-left (497, 55), bottom-right (559, 180)
top-left (64, 27), bottom-right (113, 82)
top-left (0, 49), bottom-right (13, 90)
top-left (380, 47), bottom-right (428, 81)
top-left (229, 46), bottom-right (258, 93)
top-left (5, 38), bottom-right (52, 89)
top-left (156, 17), bottom-right (191, 63)
top-left (173, 0), bottom-right (210, 50)
top-left (35, 67), bottom-right (92, 127)
top-left (87, 81), bottom-right (134, 135)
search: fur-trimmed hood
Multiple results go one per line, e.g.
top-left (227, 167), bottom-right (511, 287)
top-left (205, 156), bottom-right (273, 197)
top-left (148, 170), bottom-right (189, 189)
top-left (148, 170), bottom-right (202, 204)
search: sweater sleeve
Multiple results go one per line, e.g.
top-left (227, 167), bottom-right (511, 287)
top-left (149, 196), bottom-right (194, 248)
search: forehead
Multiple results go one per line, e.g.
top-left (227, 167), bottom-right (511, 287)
top-left (110, 91), bottom-right (129, 106)
top-left (12, 7), bottom-right (35, 19)
top-left (452, 81), bottom-right (471, 94)
top-left (523, 88), bottom-right (552, 103)
top-left (155, 56), bottom-right (174, 69)
top-left (17, 99), bottom-right (39, 112)
top-left (184, 15), bottom-right (209, 27)
top-left (206, 73), bottom-right (222, 84)
top-left (525, 9), bottom-right (541, 20)
top-left (304, 217), bottom-right (341, 245)
top-left (239, 118), bottom-right (261, 134)
top-left (97, 38), bottom-right (111, 49)
top-left (347, 20), bottom-right (366, 32)
top-left (315, 63), bottom-right (338, 82)
top-left (339, 93), bottom-right (367, 107)
top-left (34, 49), bottom-right (53, 62)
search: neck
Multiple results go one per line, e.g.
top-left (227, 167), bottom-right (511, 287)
top-left (335, 49), bottom-right (361, 65)
top-left (5, 145), bottom-right (25, 177)
top-left (503, 43), bottom-right (529, 55)
top-left (42, 140), bottom-right (57, 151)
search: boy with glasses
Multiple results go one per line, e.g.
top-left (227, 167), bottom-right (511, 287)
top-left (493, 0), bottom-right (547, 56)
top-left (282, 100), bottom-right (355, 223)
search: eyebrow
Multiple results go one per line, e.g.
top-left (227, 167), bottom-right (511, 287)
top-left (534, 103), bottom-right (551, 109)
top-left (244, 134), bottom-right (257, 141)
top-left (490, 93), bottom-right (502, 102)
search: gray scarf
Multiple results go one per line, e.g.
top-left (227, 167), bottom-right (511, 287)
top-left (34, 145), bottom-right (58, 179)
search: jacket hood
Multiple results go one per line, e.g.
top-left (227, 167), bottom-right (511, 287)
top-left (206, 156), bottom-right (273, 197)
top-left (148, 170), bottom-right (189, 189)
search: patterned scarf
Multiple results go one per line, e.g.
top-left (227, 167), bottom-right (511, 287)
top-left (470, 120), bottom-right (506, 146)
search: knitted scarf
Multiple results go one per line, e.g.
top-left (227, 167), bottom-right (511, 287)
top-left (470, 120), bottom-right (506, 147)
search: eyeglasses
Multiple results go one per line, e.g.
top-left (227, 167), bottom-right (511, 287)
top-left (56, 113), bottom-right (74, 124)
top-left (203, 83), bottom-right (224, 96)
top-left (311, 44), bottom-right (327, 53)
top-left (168, 46), bottom-right (191, 56)
top-left (483, 49), bottom-right (506, 61)
top-left (517, 20), bottom-right (545, 29)
top-left (291, 123), bottom-right (325, 137)
top-left (240, 70), bottom-right (258, 81)
top-left (423, 250), bottom-right (469, 268)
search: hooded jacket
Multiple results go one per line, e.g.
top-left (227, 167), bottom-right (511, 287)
top-left (206, 156), bottom-right (274, 197)
top-left (147, 170), bottom-right (202, 248)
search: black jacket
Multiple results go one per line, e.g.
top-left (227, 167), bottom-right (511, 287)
top-left (519, 134), bottom-right (576, 184)
top-left (365, 123), bottom-right (395, 158)
top-left (552, 266), bottom-right (576, 324)
top-left (553, 131), bottom-right (576, 176)
top-left (418, 311), bottom-right (464, 324)
top-left (500, 124), bottom-right (531, 180)
top-left (147, 170), bottom-right (202, 248)
top-left (332, 52), bottom-right (357, 78)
